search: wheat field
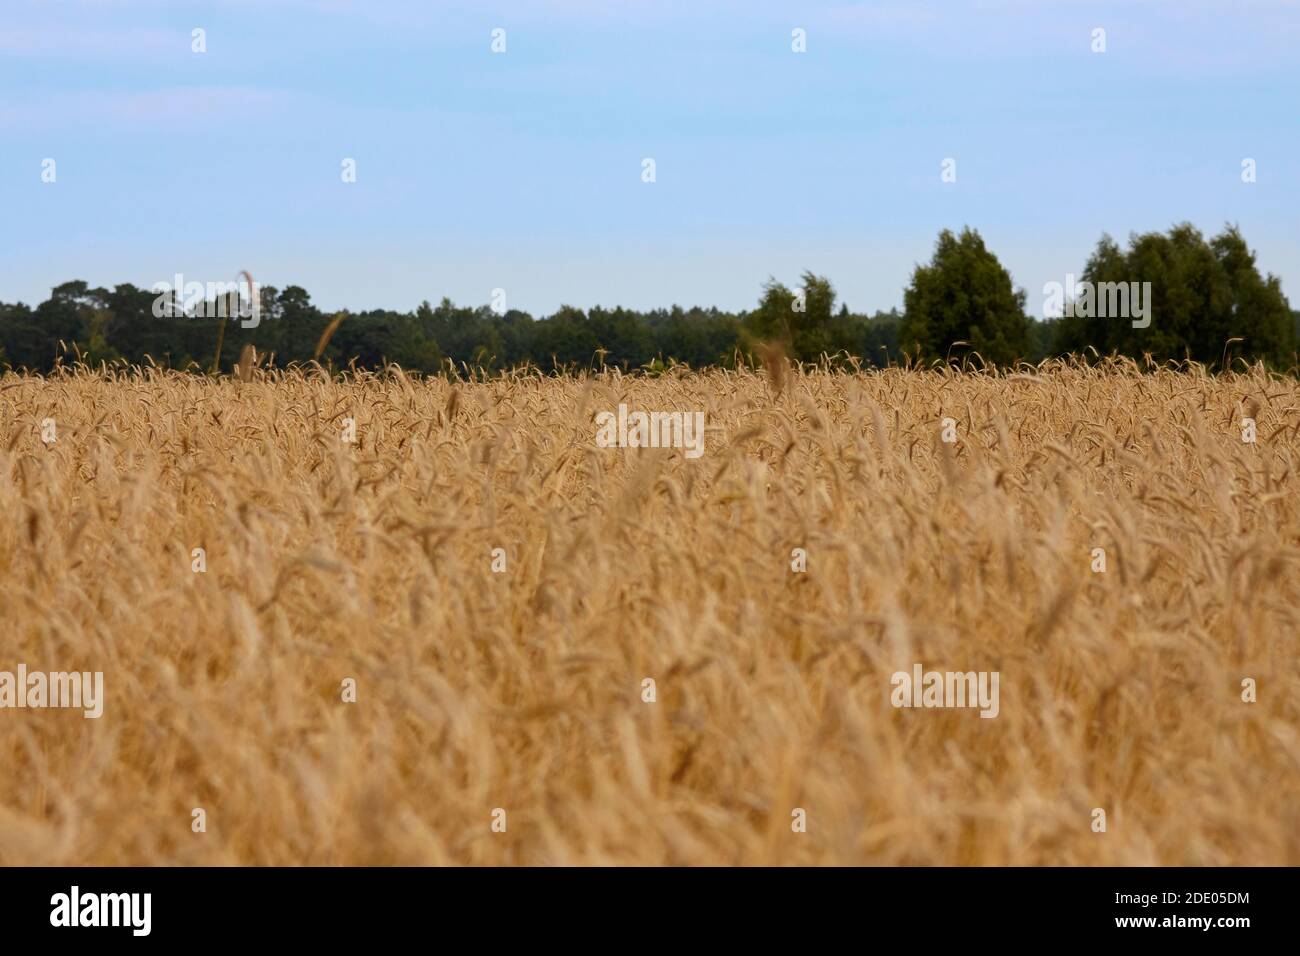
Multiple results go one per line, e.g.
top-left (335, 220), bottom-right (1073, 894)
top-left (1, 360), bottom-right (1298, 865)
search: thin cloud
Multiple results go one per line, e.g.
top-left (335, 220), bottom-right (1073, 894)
top-left (0, 26), bottom-right (178, 58)
top-left (0, 86), bottom-right (285, 130)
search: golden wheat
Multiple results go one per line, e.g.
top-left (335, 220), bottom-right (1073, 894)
top-left (1, 359), bottom-right (1297, 865)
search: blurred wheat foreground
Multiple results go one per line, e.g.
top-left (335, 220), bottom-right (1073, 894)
top-left (1, 359), bottom-right (1298, 865)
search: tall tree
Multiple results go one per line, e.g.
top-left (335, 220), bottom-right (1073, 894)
top-left (1052, 224), bottom-right (1293, 367)
top-left (899, 228), bottom-right (1032, 367)
top-left (744, 272), bottom-right (837, 362)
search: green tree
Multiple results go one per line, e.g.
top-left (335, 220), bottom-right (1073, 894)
top-left (276, 286), bottom-right (324, 363)
top-left (744, 272), bottom-right (837, 362)
top-left (899, 228), bottom-right (1032, 367)
top-left (1052, 224), bottom-right (1293, 367)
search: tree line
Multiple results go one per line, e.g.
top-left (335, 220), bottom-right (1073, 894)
top-left (1, 223), bottom-right (1294, 374)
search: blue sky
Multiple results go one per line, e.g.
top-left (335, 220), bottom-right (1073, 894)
top-left (2, 0), bottom-right (1297, 317)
